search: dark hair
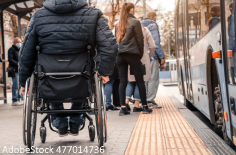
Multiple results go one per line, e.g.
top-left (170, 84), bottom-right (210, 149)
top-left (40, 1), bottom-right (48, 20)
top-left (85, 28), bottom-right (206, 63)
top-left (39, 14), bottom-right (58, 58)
top-left (116, 2), bottom-right (135, 43)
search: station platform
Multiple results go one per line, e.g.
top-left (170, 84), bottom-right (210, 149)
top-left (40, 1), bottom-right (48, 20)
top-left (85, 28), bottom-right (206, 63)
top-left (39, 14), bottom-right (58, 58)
top-left (0, 85), bottom-right (235, 155)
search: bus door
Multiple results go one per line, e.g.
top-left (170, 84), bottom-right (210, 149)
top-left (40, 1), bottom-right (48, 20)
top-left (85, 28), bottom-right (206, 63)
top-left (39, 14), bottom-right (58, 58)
top-left (223, 0), bottom-right (236, 145)
top-left (185, 0), bottom-right (193, 102)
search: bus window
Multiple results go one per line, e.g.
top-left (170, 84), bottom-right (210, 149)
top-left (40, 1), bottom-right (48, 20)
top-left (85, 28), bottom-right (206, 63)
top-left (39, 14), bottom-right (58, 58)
top-left (178, 0), bottom-right (184, 58)
top-left (188, 0), bottom-right (221, 46)
top-left (225, 0), bottom-right (236, 84)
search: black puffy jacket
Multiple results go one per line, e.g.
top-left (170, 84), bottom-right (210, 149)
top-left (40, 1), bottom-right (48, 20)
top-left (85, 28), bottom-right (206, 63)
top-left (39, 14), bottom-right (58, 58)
top-left (117, 14), bottom-right (144, 57)
top-left (8, 45), bottom-right (19, 73)
top-left (19, 0), bottom-right (118, 87)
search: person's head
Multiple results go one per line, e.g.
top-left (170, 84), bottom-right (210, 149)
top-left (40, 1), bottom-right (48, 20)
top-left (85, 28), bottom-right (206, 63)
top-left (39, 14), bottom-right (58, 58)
top-left (229, 2), bottom-right (235, 13)
top-left (147, 11), bottom-right (157, 21)
top-left (14, 37), bottom-right (22, 49)
top-left (210, 5), bottom-right (221, 17)
top-left (116, 2), bottom-right (135, 43)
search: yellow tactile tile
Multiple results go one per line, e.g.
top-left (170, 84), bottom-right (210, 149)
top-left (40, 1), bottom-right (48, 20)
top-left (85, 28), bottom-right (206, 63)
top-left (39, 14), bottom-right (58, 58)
top-left (124, 89), bottom-right (212, 155)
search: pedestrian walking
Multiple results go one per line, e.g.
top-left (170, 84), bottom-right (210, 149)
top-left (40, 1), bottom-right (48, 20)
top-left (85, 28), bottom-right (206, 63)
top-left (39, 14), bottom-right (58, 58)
top-left (125, 26), bottom-right (155, 112)
top-left (116, 2), bottom-right (153, 116)
top-left (8, 37), bottom-right (22, 106)
top-left (141, 11), bottom-right (165, 108)
top-left (19, 0), bottom-right (118, 136)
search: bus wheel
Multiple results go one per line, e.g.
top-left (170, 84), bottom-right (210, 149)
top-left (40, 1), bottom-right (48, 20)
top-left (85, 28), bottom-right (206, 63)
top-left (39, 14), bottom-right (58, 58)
top-left (214, 86), bottom-right (235, 149)
top-left (213, 86), bottom-right (223, 134)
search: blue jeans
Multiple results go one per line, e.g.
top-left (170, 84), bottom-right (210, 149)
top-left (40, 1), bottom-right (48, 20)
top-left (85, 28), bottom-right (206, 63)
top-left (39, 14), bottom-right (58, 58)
top-left (12, 72), bottom-right (21, 102)
top-left (50, 102), bottom-right (84, 129)
top-left (104, 79), bottom-right (114, 106)
top-left (126, 82), bottom-right (141, 101)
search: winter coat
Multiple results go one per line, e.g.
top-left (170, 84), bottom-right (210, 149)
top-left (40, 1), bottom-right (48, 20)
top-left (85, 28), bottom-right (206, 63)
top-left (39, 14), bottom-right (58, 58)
top-left (141, 18), bottom-right (165, 59)
top-left (128, 27), bottom-right (155, 82)
top-left (8, 45), bottom-right (19, 73)
top-left (19, 0), bottom-right (118, 87)
top-left (209, 16), bottom-right (220, 30)
top-left (117, 15), bottom-right (144, 57)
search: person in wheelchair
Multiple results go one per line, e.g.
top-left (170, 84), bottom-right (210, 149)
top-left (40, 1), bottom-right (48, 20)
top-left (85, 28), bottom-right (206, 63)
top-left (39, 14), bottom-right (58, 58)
top-left (19, 0), bottom-right (118, 137)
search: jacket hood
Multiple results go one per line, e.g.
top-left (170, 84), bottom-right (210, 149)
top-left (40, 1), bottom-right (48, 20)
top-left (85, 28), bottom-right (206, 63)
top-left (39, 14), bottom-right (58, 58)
top-left (141, 18), bottom-right (156, 27)
top-left (44, 0), bottom-right (87, 14)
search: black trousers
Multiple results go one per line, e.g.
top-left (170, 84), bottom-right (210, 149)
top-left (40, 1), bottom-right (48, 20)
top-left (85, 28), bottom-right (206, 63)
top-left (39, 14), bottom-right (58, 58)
top-left (117, 53), bottom-right (147, 106)
top-left (112, 79), bottom-right (120, 107)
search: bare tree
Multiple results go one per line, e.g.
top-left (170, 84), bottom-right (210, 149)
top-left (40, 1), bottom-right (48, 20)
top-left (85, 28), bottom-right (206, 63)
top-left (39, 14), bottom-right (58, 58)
top-left (109, 0), bottom-right (121, 29)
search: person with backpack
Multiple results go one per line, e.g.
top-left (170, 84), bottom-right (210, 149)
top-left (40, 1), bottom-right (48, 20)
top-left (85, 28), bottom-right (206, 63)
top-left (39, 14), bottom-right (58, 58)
top-left (141, 11), bottom-right (165, 108)
top-left (19, 0), bottom-right (118, 136)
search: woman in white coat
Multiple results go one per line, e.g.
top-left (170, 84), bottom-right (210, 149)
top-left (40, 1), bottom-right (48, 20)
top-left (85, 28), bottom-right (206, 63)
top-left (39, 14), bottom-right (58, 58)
top-left (125, 26), bottom-right (155, 112)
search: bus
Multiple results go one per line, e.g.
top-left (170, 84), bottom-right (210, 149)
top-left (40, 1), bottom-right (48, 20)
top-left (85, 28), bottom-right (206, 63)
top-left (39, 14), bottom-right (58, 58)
top-left (175, 0), bottom-right (236, 147)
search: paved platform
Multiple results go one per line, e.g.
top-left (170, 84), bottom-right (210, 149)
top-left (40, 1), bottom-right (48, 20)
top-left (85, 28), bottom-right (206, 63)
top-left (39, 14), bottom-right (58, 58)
top-left (0, 85), bottom-right (235, 155)
top-left (125, 86), bottom-right (212, 155)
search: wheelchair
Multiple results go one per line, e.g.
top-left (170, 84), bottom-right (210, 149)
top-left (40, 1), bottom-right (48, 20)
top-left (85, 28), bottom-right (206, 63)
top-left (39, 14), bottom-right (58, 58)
top-left (22, 45), bottom-right (108, 149)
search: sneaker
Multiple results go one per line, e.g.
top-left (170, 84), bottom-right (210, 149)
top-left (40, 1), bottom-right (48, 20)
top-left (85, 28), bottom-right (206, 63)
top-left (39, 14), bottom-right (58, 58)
top-left (151, 101), bottom-right (162, 109)
top-left (143, 106), bottom-right (153, 114)
top-left (133, 107), bottom-right (143, 112)
top-left (12, 101), bottom-right (23, 106)
top-left (58, 126), bottom-right (68, 137)
top-left (69, 122), bottom-right (80, 136)
top-left (129, 99), bottom-right (135, 104)
top-left (119, 108), bottom-right (130, 116)
top-left (126, 104), bottom-right (131, 111)
top-left (106, 105), bottom-right (120, 111)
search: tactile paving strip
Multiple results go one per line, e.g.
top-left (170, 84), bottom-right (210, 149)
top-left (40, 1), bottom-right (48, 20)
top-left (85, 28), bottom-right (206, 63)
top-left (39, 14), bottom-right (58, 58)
top-left (125, 90), bottom-right (212, 155)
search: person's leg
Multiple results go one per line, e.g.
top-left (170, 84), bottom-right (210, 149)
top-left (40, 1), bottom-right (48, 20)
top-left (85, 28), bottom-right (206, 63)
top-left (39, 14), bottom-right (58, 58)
top-left (117, 55), bottom-right (130, 115)
top-left (147, 59), bottom-right (161, 107)
top-left (50, 103), bottom-right (68, 134)
top-left (15, 72), bottom-right (21, 102)
top-left (11, 72), bottom-right (23, 105)
top-left (133, 84), bottom-right (141, 107)
top-left (104, 79), bottom-right (114, 107)
top-left (117, 58), bottom-right (128, 108)
top-left (127, 55), bottom-right (152, 114)
top-left (11, 75), bottom-right (17, 103)
top-left (125, 82), bottom-right (134, 103)
top-left (112, 79), bottom-right (120, 107)
top-left (128, 57), bottom-right (147, 106)
top-left (125, 82), bottom-right (135, 111)
top-left (69, 102), bottom-right (84, 135)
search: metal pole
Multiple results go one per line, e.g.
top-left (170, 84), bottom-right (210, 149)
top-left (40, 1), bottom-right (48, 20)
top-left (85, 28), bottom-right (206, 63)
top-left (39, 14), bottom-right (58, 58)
top-left (0, 8), bottom-right (7, 103)
top-left (143, 0), bottom-right (146, 19)
top-left (18, 16), bottom-right (21, 39)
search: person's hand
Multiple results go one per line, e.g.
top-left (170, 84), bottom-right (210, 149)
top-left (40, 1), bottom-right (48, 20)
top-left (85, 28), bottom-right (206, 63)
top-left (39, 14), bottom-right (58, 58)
top-left (18, 63), bottom-right (19, 66)
top-left (101, 76), bottom-right (109, 84)
top-left (97, 72), bottom-right (110, 84)
top-left (21, 87), bottom-right (25, 95)
top-left (161, 65), bottom-right (165, 70)
top-left (161, 59), bottom-right (165, 65)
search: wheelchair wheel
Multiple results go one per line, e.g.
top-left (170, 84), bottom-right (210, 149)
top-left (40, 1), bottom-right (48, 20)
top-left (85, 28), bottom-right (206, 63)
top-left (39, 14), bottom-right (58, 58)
top-left (26, 74), bottom-right (37, 149)
top-left (88, 125), bottom-right (95, 141)
top-left (94, 74), bottom-right (104, 147)
top-left (40, 127), bottom-right (46, 143)
top-left (23, 78), bottom-right (30, 146)
top-left (101, 80), bottom-right (108, 143)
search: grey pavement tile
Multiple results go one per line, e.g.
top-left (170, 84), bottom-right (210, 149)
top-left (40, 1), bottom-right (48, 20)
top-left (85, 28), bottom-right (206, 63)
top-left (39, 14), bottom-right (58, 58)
top-left (0, 102), bottom-right (140, 155)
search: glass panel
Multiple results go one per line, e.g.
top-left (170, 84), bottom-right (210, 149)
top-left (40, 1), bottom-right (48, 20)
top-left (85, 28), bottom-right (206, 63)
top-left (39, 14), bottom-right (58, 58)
top-left (188, 0), bottom-right (201, 48)
top-left (188, 0), bottom-right (221, 47)
top-left (178, 0), bottom-right (184, 58)
top-left (225, 0), bottom-right (236, 84)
